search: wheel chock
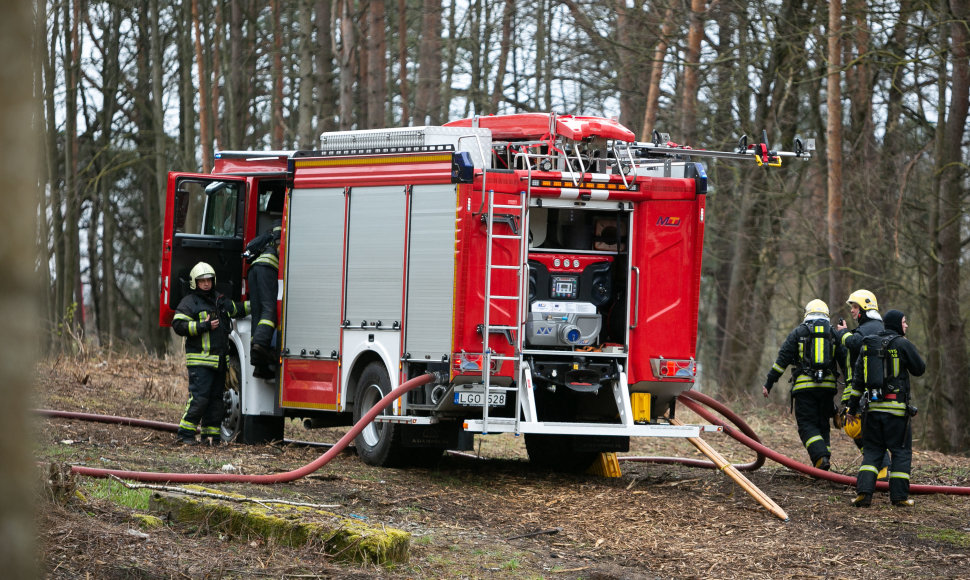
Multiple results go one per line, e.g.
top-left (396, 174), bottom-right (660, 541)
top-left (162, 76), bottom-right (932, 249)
top-left (587, 452), bottom-right (622, 478)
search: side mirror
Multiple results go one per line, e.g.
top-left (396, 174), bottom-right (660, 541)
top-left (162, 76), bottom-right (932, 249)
top-left (205, 181), bottom-right (228, 196)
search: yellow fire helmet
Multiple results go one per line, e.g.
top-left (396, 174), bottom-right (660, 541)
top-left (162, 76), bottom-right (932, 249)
top-left (846, 289), bottom-right (878, 311)
top-left (189, 262), bottom-right (216, 290)
top-left (843, 415), bottom-right (862, 440)
top-left (804, 299), bottom-right (829, 318)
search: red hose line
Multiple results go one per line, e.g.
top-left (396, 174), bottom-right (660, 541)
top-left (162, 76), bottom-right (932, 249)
top-left (678, 396), bottom-right (970, 496)
top-left (620, 390), bottom-right (767, 472)
top-left (41, 376), bottom-right (970, 494)
top-left (35, 410), bottom-right (338, 449)
top-left (36, 409), bottom-right (178, 432)
top-left (67, 373), bottom-right (435, 483)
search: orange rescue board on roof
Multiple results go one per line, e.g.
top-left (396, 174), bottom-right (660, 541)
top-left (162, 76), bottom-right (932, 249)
top-left (445, 113), bottom-right (636, 142)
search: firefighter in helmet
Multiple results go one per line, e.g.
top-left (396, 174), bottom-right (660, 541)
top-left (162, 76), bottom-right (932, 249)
top-left (247, 221), bottom-right (282, 379)
top-left (836, 289), bottom-right (891, 477)
top-left (848, 309), bottom-right (925, 507)
top-left (836, 289), bottom-right (883, 406)
top-left (762, 299), bottom-right (846, 471)
top-left (171, 262), bottom-right (250, 445)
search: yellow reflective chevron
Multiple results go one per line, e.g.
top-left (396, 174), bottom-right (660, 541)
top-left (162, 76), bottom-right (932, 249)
top-left (813, 325), bottom-right (825, 365)
top-left (868, 400), bottom-right (907, 416)
top-left (253, 252), bottom-right (279, 268)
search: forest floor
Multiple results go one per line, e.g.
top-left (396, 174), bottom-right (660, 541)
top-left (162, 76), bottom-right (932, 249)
top-left (34, 352), bottom-right (970, 579)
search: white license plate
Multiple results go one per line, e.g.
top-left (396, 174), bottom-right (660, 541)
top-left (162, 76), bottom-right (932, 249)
top-left (454, 391), bottom-right (506, 406)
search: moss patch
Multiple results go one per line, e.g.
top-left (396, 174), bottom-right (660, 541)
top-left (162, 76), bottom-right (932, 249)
top-left (916, 526), bottom-right (970, 548)
top-left (131, 513), bottom-right (165, 529)
top-left (148, 487), bottom-right (409, 564)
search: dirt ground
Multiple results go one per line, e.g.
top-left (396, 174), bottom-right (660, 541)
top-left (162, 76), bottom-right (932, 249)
top-left (34, 353), bottom-right (970, 579)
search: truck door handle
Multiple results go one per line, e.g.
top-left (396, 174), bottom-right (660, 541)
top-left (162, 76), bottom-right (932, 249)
top-left (181, 238), bottom-right (222, 249)
top-left (630, 266), bottom-right (640, 329)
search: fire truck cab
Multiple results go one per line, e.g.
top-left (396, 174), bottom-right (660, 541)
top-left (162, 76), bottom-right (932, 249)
top-left (160, 113), bottom-right (798, 470)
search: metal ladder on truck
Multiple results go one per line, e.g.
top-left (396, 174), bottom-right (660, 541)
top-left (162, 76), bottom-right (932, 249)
top-left (479, 178), bottom-right (530, 433)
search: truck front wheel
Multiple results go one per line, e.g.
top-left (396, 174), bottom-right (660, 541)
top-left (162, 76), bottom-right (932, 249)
top-left (221, 354), bottom-right (283, 444)
top-left (221, 354), bottom-right (244, 442)
top-left (353, 362), bottom-right (405, 466)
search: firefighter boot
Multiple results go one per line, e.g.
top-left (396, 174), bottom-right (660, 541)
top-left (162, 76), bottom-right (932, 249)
top-left (253, 364), bottom-right (275, 380)
top-left (177, 435), bottom-right (199, 446)
top-left (892, 498), bottom-right (915, 507)
top-left (851, 493), bottom-right (872, 508)
top-left (814, 456), bottom-right (831, 471)
top-left (251, 343), bottom-right (274, 367)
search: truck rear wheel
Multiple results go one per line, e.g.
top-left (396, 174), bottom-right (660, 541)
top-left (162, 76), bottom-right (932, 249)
top-left (525, 434), bottom-right (598, 472)
top-left (353, 362), bottom-right (406, 466)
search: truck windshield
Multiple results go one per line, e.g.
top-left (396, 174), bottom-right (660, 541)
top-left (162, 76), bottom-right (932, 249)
top-left (174, 180), bottom-right (240, 237)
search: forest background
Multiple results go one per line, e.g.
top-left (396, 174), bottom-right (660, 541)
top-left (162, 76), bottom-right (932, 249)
top-left (34, 0), bottom-right (969, 452)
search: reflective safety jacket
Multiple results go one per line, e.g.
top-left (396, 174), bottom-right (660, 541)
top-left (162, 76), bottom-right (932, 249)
top-left (836, 317), bottom-right (884, 403)
top-left (172, 289), bottom-right (250, 368)
top-left (764, 319), bottom-right (846, 394)
top-left (247, 248), bottom-right (279, 337)
top-left (849, 333), bottom-right (925, 417)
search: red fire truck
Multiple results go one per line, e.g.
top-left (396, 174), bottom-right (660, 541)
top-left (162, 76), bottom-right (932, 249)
top-left (160, 113), bottom-right (810, 469)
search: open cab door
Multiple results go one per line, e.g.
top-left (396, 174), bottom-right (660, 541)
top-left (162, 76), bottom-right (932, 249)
top-left (160, 173), bottom-right (248, 326)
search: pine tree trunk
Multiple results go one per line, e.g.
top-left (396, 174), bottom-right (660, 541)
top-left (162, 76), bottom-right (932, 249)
top-left (212, 1), bottom-right (224, 150)
top-left (192, 0), bottom-right (213, 172)
top-left (179, 0), bottom-right (197, 170)
top-left (680, 0), bottom-right (705, 144)
top-left (297, 0), bottom-right (316, 147)
top-left (826, 0), bottom-right (845, 307)
top-left (936, 0), bottom-right (970, 450)
top-left (45, 1), bottom-right (64, 348)
top-left (414, 0), bottom-right (442, 124)
top-left (148, 0), bottom-right (167, 353)
top-left (271, 0), bottom-right (285, 147)
top-left (397, 0), bottom-right (410, 123)
top-left (366, 0), bottom-right (387, 128)
top-left (63, 0), bottom-right (83, 349)
top-left (641, 2), bottom-right (674, 138)
top-left (35, 0), bottom-right (54, 352)
top-left (98, 2), bottom-right (122, 343)
top-left (338, 0), bottom-right (356, 129)
top-left (314, 0), bottom-right (336, 132)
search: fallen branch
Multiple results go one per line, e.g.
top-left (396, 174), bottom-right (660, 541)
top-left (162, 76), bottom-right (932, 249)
top-left (506, 527), bottom-right (561, 540)
top-left (379, 491), bottom-right (443, 505)
top-left (108, 475), bottom-right (339, 509)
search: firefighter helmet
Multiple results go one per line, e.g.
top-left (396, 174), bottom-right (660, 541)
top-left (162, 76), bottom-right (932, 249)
top-left (843, 415), bottom-right (862, 440)
top-left (189, 262), bottom-right (216, 290)
top-left (804, 299), bottom-right (829, 318)
top-left (846, 289), bottom-right (878, 311)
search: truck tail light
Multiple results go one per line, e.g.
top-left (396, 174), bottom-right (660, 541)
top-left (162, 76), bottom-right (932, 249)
top-left (649, 358), bottom-right (696, 380)
top-left (453, 352), bottom-right (502, 374)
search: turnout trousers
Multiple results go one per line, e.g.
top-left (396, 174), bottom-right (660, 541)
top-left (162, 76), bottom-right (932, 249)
top-left (857, 411), bottom-right (912, 501)
top-left (178, 365), bottom-right (226, 440)
top-left (793, 388), bottom-right (836, 465)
